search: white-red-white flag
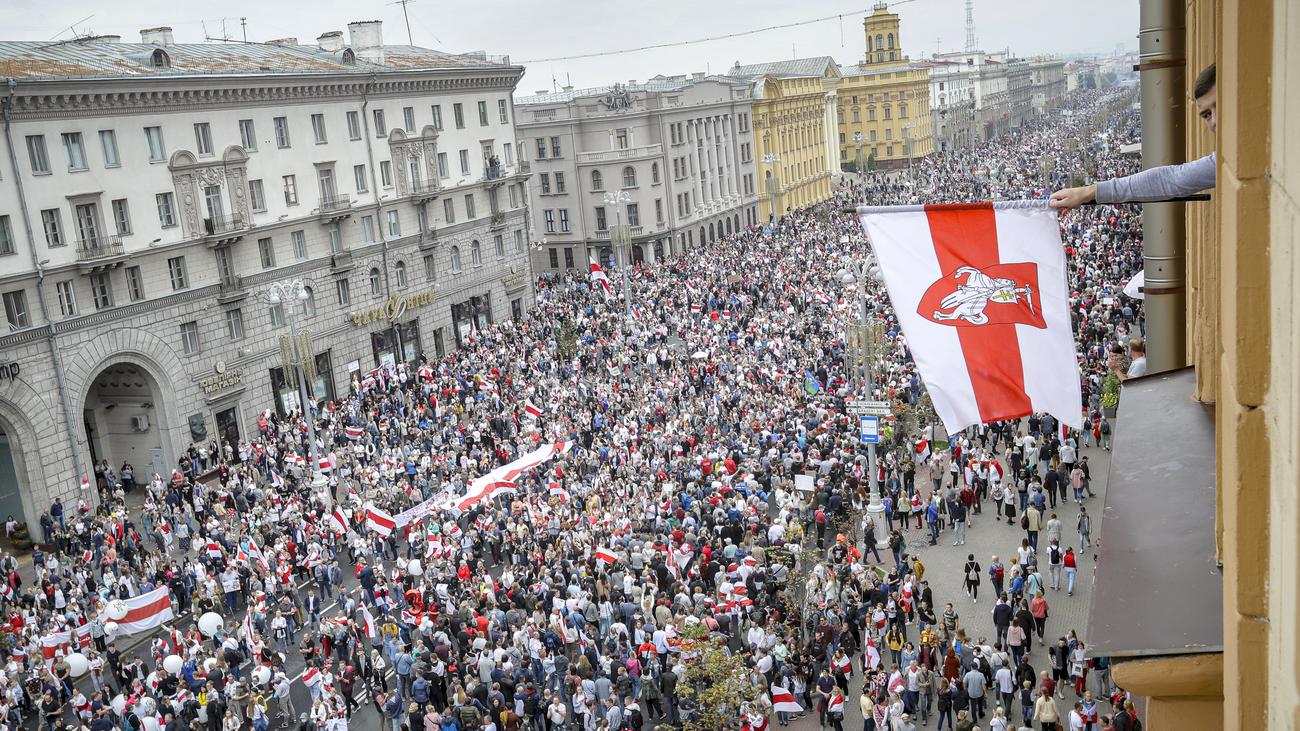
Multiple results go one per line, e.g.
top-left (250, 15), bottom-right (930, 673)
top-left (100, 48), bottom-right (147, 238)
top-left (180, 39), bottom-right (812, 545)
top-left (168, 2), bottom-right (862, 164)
top-left (109, 587), bottom-right (175, 636)
top-left (770, 683), bottom-right (803, 714)
top-left (523, 401), bottom-right (543, 419)
top-left (360, 604), bottom-right (377, 639)
top-left (593, 547), bottom-right (620, 565)
top-left (330, 507), bottom-right (350, 535)
top-left (590, 256), bottom-right (614, 300)
top-left (365, 504), bottom-right (396, 537)
top-left (858, 201), bottom-right (1082, 433)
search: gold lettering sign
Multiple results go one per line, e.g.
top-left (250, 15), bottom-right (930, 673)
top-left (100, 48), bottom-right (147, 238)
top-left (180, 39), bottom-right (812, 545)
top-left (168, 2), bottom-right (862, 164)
top-left (348, 290), bottom-right (436, 327)
top-left (199, 368), bottom-right (244, 394)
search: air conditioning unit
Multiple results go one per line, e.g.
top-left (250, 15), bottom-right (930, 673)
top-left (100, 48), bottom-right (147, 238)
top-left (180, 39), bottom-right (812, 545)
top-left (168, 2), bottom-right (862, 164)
top-left (131, 415), bottom-right (150, 432)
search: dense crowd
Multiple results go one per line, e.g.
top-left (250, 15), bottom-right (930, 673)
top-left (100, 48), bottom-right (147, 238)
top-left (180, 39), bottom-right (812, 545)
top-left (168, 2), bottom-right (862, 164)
top-left (7, 86), bottom-right (1149, 731)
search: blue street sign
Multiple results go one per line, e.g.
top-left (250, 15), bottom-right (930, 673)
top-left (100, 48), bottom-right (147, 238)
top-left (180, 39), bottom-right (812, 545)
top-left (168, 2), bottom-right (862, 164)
top-left (860, 415), bottom-right (879, 444)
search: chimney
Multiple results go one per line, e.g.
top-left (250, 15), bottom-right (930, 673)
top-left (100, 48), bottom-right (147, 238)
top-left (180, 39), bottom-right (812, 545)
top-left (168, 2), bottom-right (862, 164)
top-left (347, 20), bottom-right (384, 64)
top-left (266, 38), bottom-right (299, 47)
top-left (139, 27), bottom-right (175, 46)
top-left (691, 72), bottom-right (705, 81)
top-left (562, 85), bottom-right (573, 92)
top-left (317, 31), bottom-right (345, 52)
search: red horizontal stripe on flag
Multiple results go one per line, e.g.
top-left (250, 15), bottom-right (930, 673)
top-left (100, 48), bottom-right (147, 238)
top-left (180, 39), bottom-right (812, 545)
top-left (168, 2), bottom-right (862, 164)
top-left (121, 594), bottom-right (172, 624)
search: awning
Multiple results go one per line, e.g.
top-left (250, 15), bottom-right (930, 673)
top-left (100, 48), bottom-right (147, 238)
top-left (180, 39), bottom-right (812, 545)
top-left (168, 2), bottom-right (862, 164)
top-left (1086, 367), bottom-right (1223, 658)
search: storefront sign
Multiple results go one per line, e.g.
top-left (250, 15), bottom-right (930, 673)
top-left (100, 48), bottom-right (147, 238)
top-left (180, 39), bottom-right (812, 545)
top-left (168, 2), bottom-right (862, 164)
top-left (349, 290), bottom-right (436, 326)
top-left (0, 361), bottom-right (19, 383)
top-left (501, 272), bottom-right (527, 289)
top-left (199, 362), bottom-right (244, 394)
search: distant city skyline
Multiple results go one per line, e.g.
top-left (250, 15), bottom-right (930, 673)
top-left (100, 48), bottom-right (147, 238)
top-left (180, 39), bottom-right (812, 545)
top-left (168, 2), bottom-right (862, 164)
top-left (0, 0), bottom-right (1139, 93)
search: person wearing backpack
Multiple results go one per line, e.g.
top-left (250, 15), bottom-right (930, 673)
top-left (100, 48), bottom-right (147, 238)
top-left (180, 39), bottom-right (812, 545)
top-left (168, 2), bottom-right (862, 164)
top-left (988, 557), bottom-right (1005, 598)
top-left (963, 555), bottom-right (981, 603)
top-left (1046, 541), bottom-right (1064, 592)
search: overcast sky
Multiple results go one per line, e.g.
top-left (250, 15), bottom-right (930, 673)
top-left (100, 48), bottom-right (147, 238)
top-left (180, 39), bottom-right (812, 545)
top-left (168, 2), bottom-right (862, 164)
top-left (2, 0), bottom-right (1139, 93)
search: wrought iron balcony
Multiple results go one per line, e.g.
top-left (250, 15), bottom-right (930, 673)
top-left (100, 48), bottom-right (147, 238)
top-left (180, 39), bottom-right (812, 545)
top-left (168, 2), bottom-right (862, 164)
top-left (76, 235), bottom-right (123, 261)
top-left (204, 214), bottom-right (246, 235)
top-left (484, 163), bottom-right (505, 181)
top-left (409, 179), bottom-right (441, 196)
top-left (319, 194), bottom-right (352, 213)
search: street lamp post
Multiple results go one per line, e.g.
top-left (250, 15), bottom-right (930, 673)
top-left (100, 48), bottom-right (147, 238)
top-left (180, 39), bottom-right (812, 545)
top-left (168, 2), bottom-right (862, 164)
top-left (601, 190), bottom-right (633, 318)
top-left (839, 259), bottom-right (889, 551)
top-left (265, 279), bottom-right (329, 502)
top-left (761, 153), bottom-right (781, 224)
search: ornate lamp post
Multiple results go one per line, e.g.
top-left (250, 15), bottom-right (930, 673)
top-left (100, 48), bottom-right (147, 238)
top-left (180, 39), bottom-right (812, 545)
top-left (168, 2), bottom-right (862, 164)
top-left (265, 279), bottom-right (329, 501)
top-left (601, 190), bottom-right (634, 317)
top-left (838, 258), bottom-right (889, 550)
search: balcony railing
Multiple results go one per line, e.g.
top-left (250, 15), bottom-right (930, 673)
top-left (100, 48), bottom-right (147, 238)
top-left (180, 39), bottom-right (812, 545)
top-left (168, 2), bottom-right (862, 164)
top-left (576, 144), bottom-right (664, 164)
top-left (484, 163), bottom-right (505, 181)
top-left (410, 179), bottom-right (440, 196)
top-left (75, 235), bottom-right (123, 261)
top-left (204, 214), bottom-right (245, 235)
top-left (319, 194), bottom-right (352, 212)
top-left (594, 225), bottom-right (644, 240)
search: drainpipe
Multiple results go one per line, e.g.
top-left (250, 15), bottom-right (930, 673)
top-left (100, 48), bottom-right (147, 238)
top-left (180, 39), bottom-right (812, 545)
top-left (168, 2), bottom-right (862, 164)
top-left (359, 74), bottom-right (405, 361)
top-left (3, 79), bottom-right (86, 500)
top-left (1136, 0), bottom-right (1186, 373)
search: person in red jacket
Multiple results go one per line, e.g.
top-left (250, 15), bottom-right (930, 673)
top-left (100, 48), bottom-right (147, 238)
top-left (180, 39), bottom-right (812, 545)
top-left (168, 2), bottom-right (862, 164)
top-left (1063, 547), bottom-right (1078, 596)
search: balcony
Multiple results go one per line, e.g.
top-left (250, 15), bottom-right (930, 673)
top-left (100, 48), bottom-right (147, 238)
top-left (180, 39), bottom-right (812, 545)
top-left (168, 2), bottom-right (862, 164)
top-left (594, 225), bottom-right (644, 240)
top-left (489, 211), bottom-right (507, 230)
top-left (204, 214), bottom-right (246, 235)
top-left (76, 235), bottom-right (124, 262)
top-left (517, 160), bottom-right (531, 174)
top-left (217, 275), bottom-right (247, 304)
top-left (320, 194), bottom-right (352, 213)
top-left (409, 179), bottom-right (441, 198)
top-left (483, 162), bottom-right (506, 183)
top-left (576, 143), bottom-right (664, 165)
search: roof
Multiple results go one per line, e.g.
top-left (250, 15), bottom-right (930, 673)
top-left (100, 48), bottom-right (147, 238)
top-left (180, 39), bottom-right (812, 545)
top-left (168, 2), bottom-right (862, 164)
top-left (515, 75), bottom-right (744, 105)
top-left (1085, 368), bottom-right (1223, 659)
top-left (0, 38), bottom-right (511, 81)
top-left (727, 56), bottom-right (838, 79)
top-left (838, 61), bottom-right (921, 78)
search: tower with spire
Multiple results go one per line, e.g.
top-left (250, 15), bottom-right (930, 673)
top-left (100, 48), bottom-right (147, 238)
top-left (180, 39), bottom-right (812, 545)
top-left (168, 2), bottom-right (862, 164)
top-left (863, 2), bottom-right (905, 67)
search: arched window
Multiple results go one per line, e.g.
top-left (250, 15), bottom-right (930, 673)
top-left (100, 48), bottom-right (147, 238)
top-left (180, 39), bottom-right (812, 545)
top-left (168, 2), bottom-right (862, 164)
top-left (651, 162), bottom-right (660, 184)
top-left (867, 36), bottom-right (873, 51)
top-left (301, 286), bottom-right (316, 318)
top-left (622, 166), bottom-right (636, 188)
top-left (394, 260), bottom-right (407, 288)
top-left (876, 34), bottom-right (884, 50)
top-left (471, 240), bottom-right (482, 266)
top-left (888, 33), bottom-right (894, 49)
top-left (368, 267), bottom-right (381, 295)
top-left (899, 102), bottom-right (908, 118)
top-left (450, 245), bottom-right (462, 272)
top-left (591, 170), bottom-right (603, 190)
top-left (150, 49), bottom-right (170, 68)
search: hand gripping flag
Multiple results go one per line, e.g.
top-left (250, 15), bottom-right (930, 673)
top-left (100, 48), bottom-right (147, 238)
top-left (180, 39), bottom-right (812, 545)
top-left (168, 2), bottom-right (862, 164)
top-left (329, 507), bottom-right (350, 536)
top-left (858, 201), bottom-right (1082, 434)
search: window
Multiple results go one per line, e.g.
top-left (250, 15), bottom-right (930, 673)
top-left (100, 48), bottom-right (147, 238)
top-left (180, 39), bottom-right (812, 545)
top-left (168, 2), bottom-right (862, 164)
top-left (239, 119), bottom-right (257, 150)
top-left (41, 209), bottom-right (63, 247)
top-left (508, 185), bottom-right (518, 208)
top-left (311, 113), bottom-right (328, 144)
top-left (283, 175), bottom-right (298, 205)
top-left (453, 103), bottom-right (465, 128)
top-left (852, 109), bottom-right (860, 123)
top-left (868, 107), bottom-right (876, 122)
top-left (514, 230), bottom-right (524, 253)
top-left (651, 163), bottom-right (660, 184)
top-left (90, 272), bottom-right (114, 309)
top-left (291, 230), bottom-right (307, 260)
top-left (0, 216), bottom-right (12, 255)
top-left (249, 179), bottom-right (266, 211)
top-left (437, 152), bottom-right (449, 178)
top-left (346, 111), bottom-right (361, 140)
top-left (623, 166), bottom-right (637, 188)
top-left (626, 203), bottom-right (640, 227)
top-left (3, 290), bottom-right (30, 328)
top-left (494, 235), bottom-right (504, 258)
top-left (194, 123), bottom-right (213, 156)
top-left (395, 260), bottom-right (408, 287)
top-left (548, 248), bottom-right (559, 268)
top-left (369, 267), bottom-right (381, 295)
top-left (336, 278), bottom-right (351, 306)
top-left (269, 302), bottom-right (285, 327)
top-left (63, 133), bottom-right (88, 169)
top-left (503, 142), bottom-right (513, 166)
top-left (655, 198), bottom-right (664, 223)
top-left (540, 173), bottom-right (551, 195)
top-left (25, 135), bottom-right (50, 174)
top-left (360, 216), bottom-right (376, 243)
top-left (884, 105), bottom-right (892, 120)
top-left (180, 321), bottom-right (201, 355)
top-left (551, 136), bottom-right (562, 157)
top-left (258, 237), bottom-right (276, 269)
top-left (535, 138), bottom-right (546, 160)
top-left (353, 164), bottom-right (368, 193)
top-left (273, 116), bottom-right (290, 148)
top-left (125, 266), bottom-right (144, 302)
top-left (464, 194), bottom-right (476, 220)
top-left (431, 105), bottom-right (443, 130)
top-left (379, 160), bottom-right (393, 188)
top-left (56, 280), bottom-right (76, 317)
top-left (498, 99), bottom-right (509, 124)
top-left (443, 198), bottom-right (455, 224)
top-left (111, 199), bottom-right (131, 235)
top-left (471, 240), bottom-right (482, 267)
top-left (615, 129), bottom-right (628, 149)
top-left (403, 106), bottom-right (415, 133)
top-left (373, 109), bottom-right (386, 137)
top-left (423, 253), bottom-right (437, 281)
top-left (144, 126), bottom-right (166, 161)
top-left (555, 172), bottom-right (566, 194)
top-left (167, 256), bottom-right (188, 290)
top-left (591, 170), bottom-right (604, 190)
top-left (558, 209), bottom-right (570, 233)
top-left (564, 247), bottom-right (574, 268)
top-left (476, 100), bottom-right (489, 127)
top-left (99, 130), bottom-right (120, 167)
top-left (300, 287), bottom-right (316, 318)
top-left (450, 245), bottom-right (462, 272)
top-left (595, 206), bottom-right (607, 231)
top-left (226, 308), bottom-right (245, 340)
top-left (544, 209), bottom-right (555, 233)
top-left (459, 149), bottom-right (470, 175)
top-left (387, 210), bottom-right (401, 237)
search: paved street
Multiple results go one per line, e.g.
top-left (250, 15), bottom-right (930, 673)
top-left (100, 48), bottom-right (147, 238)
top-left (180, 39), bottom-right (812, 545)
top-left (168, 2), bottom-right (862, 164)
top-left (787, 434), bottom-right (1113, 731)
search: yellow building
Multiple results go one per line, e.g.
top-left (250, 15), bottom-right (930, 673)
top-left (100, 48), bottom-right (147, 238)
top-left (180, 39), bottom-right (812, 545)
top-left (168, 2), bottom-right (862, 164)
top-left (835, 3), bottom-right (934, 172)
top-left (1081, 0), bottom-right (1299, 727)
top-left (728, 59), bottom-right (839, 222)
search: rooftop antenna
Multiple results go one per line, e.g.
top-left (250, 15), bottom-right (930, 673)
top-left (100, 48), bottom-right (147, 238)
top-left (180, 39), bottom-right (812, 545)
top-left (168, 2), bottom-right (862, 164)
top-left (51, 14), bottom-right (95, 41)
top-left (964, 0), bottom-right (977, 52)
top-left (241, 17), bottom-right (247, 43)
top-left (391, 0), bottom-right (416, 45)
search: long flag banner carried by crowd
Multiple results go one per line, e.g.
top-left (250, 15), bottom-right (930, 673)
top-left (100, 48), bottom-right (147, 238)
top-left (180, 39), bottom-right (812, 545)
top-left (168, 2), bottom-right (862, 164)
top-left (857, 201), bottom-right (1082, 434)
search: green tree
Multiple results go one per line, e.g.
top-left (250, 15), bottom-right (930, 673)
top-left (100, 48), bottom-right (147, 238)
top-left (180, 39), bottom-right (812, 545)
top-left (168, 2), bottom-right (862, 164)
top-left (676, 620), bottom-right (760, 730)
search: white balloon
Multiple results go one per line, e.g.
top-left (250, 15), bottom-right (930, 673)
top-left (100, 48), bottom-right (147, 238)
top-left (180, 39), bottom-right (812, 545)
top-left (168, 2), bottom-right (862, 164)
top-left (104, 621), bottom-right (120, 637)
top-left (111, 694), bottom-right (127, 716)
top-left (407, 559), bottom-right (423, 576)
top-left (162, 655), bottom-right (183, 675)
top-left (105, 600), bottom-right (129, 621)
top-left (65, 653), bottom-right (89, 677)
top-left (252, 666), bottom-right (271, 685)
top-left (197, 612), bottom-right (224, 637)
top-left (203, 657), bottom-right (218, 673)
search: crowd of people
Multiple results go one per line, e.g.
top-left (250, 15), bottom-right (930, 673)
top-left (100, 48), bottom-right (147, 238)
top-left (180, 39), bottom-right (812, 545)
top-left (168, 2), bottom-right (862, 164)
top-left (7, 85), bottom-right (1150, 731)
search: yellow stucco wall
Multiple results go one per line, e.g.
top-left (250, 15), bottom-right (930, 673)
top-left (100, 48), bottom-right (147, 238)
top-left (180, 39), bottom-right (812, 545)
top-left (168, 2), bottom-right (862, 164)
top-left (752, 75), bottom-right (833, 222)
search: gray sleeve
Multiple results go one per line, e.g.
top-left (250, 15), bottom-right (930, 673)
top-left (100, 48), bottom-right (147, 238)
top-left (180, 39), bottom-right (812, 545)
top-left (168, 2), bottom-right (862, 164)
top-left (1094, 152), bottom-right (1217, 204)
